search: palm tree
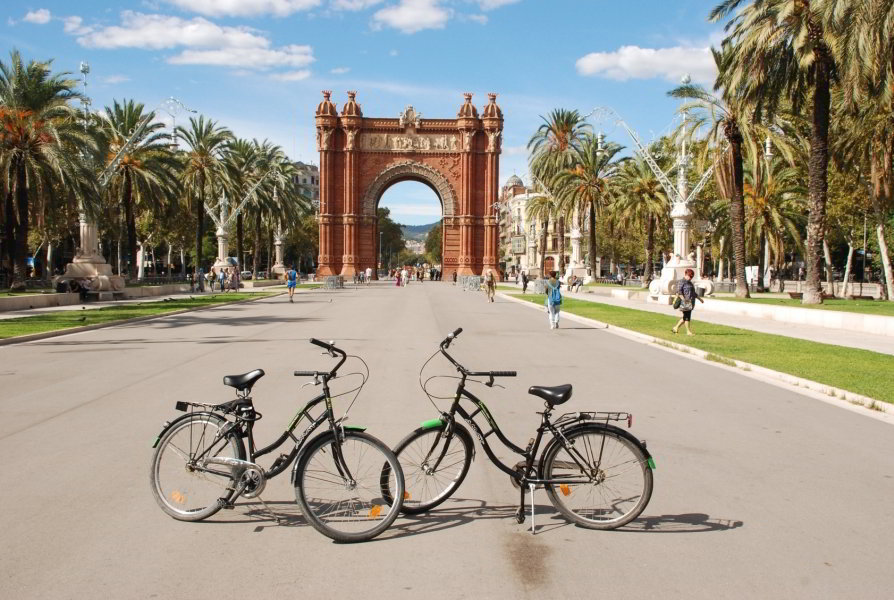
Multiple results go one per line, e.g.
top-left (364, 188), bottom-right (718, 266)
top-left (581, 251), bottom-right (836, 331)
top-left (613, 157), bottom-right (670, 284)
top-left (0, 50), bottom-right (92, 289)
top-left (553, 135), bottom-right (625, 280)
top-left (222, 138), bottom-right (259, 272)
top-left (525, 190), bottom-right (555, 276)
top-left (97, 100), bottom-right (179, 280)
top-left (177, 116), bottom-right (232, 277)
top-left (711, 0), bottom-right (838, 304)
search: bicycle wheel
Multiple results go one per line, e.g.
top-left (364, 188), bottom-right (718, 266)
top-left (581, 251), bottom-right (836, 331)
top-left (386, 423), bottom-right (473, 514)
top-left (542, 425), bottom-right (652, 530)
top-left (294, 431), bottom-right (404, 543)
top-left (150, 413), bottom-right (244, 522)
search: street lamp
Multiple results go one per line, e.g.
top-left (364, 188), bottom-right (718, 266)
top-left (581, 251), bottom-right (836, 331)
top-left (159, 96), bottom-right (196, 150)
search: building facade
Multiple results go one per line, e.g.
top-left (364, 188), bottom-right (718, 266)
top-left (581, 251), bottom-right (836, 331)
top-left (293, 161), bottom-right (320, 210)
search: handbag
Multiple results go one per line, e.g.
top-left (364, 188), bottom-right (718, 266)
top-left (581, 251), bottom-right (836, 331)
top-left (672, 295), bottom-right (682, 310)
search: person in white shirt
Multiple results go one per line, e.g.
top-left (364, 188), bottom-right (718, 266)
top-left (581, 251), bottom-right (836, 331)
top-left (365, 266), bottom-right (372, 284)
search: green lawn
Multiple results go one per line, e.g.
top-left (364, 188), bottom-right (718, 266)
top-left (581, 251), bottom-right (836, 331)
top-left (583, 282), bottom-right (645, 289)
top-left (512, 294), bottom-right (894, 404)
top-left (0, 292), bottom-right (278, 340)
top-left (712, 296), bottom-right (894, 317)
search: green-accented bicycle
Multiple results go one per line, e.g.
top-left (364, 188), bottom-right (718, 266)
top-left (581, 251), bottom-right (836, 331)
top-left (383, 328), bottom-right (654, 531)
top-left (149, 338), bottom-right (404, 543)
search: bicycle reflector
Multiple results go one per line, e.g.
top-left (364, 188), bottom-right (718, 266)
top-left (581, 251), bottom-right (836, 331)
top-left (628, 414), bottom-right (633, 428)
top-left (560, 484), bottom-right (572, 497)
top-left (368, 505), bottom-right (382, 519)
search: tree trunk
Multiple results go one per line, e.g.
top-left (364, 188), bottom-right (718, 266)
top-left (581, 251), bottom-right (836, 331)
top-left (180, 248), bottom-right (186, 276)
top-left (644, 216), bottom-right (655, 284)
top-left (822, 238), bottom-right (835, 296)
top-left (587, 201), bottom-right (598, 279)
top-left (840, 241), bottom-right (854, 298)
top-left (803, 56), bottom-right (832, 304)
top-left (539, 218), bottom-right (548, 275)
top-left (124, 170), bottom-right (137, 280)
top-left (166, 243), bottom-right (172, 277)
top-left (558, 215), bottom-right (566, 276)
top-left (237, 213), bottom-right (244, 272)
top-left (4, 184), bottom-right (15, 278)
top-left (727, 140), bottom-right (750, 298)
top-left (46, 242), bottom-right (53, 279)
top-left (718, 235), bottom-right (726, 282)
top-left (871, 149), bottom-right (894, 300)
top-left (253, 210), bottom-right (262, 279)
top-left (11, 159), bottom-right (29, 290)
top-left (195, 173), bottom-right (205, 278)
top-left (757, 229), bottom-right (766, 291)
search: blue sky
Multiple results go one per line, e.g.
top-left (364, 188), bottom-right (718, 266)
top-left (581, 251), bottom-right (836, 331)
top-left (4, 1), bottom-right (721, 225)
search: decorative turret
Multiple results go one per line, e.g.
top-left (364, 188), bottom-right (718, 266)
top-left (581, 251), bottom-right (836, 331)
top-left (481, 93), bottom-right (503, 120)
top-left (316, 90), bottom-right (337, 117)
top-left (457, 93), bottom-right (478, 119)
top-left (341, 91), bottom-right (362, 117)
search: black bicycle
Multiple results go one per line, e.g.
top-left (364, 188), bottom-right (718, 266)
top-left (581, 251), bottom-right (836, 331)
top-left (383, 328), bottom-right (654, 530)
top-left (149, 338), bottom-right (405, 543)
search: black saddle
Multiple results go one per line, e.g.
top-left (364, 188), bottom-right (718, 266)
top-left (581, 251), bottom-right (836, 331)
top-left (223, 369), bottom-right (265, 391)
top-left (528, 384), bottom-right (572, 406)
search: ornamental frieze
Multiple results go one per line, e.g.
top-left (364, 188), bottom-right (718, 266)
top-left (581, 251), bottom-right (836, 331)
top-left (359, 132), bottom-right (460, 153)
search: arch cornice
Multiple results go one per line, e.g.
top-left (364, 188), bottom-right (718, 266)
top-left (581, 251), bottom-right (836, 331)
top-left (362, 160), bottom-right (456, 217)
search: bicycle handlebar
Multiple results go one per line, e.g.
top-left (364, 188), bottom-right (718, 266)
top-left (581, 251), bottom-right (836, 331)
top-left (438, 328), bottom-right (515, 381)
top-left (295, 338), bottom-right (347, 380)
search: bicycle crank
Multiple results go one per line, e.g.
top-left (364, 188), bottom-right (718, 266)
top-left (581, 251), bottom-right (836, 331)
top-left (201, 456), bottom-right (267, 498)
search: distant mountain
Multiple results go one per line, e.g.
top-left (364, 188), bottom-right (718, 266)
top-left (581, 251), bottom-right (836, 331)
top-left (401, 221), bottom-right (440, 241)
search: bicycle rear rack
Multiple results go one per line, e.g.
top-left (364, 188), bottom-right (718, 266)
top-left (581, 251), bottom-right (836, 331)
top-left (553, 411), bottom-right (633, 429)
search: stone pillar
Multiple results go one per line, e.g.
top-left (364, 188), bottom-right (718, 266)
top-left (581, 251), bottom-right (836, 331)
top-left (58, 207), bottom-right (124, 292)
top-left (315, 91), bottom-right (338, 276)
top-left (340, 124), bottom-right (360, 278)
top-left (481, 94), bottom-right (503, 277)
top-left (213, 199), bottom-right (230, 269)
top-left (272, 224), bottom-right (285, 275)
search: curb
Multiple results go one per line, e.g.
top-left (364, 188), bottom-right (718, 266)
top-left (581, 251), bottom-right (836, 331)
top-left (498, 292), bottom-right (892, 425)
top-left (0, 292), bottom-right (285, 347)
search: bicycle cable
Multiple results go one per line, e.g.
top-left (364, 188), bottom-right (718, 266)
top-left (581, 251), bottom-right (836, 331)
top-left (418, 344), bottom-right (503, 411)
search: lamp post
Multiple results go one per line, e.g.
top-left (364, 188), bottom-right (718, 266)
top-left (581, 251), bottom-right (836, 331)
top-left (379, 231), bottom-right (383, 272)
top-left (159, 96), bottom-right (196, 150)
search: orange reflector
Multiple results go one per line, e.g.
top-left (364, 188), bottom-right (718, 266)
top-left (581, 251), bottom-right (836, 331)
top-left (369, 505), bottom-right (383, 518)
top-left (170, 490), bottom-right (186, 504)
top-left (403, 491), bottom-right (411, 500)
top-left (560, 484), bottom-right (572, 497)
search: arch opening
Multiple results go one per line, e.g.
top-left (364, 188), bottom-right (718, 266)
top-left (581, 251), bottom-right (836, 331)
top-left (377, 180), bottom-right (443, 272)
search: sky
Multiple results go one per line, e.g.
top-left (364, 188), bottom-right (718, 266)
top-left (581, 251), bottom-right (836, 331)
top-left (3, 0), bottom-right (722, 225)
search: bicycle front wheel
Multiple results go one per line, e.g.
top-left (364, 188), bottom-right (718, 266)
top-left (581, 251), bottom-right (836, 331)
top-left (386, 423), bottom-right (473, 514)
top-left (295, 431), bottom-right (404, 543)
top-left (542, 425), bottom-right (652, 530)
top-left (150, 413), bottom-right (244, 521)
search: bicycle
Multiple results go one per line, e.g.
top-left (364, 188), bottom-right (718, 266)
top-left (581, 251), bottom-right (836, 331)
top-left (149, 338), bottom-right (405, 543)
top-left (383, 328), bottom-right (654, 531)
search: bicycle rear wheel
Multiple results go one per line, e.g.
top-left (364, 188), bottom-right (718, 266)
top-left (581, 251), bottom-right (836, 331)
top-left (150, 413), bottom-right (243, 521)
top-left (542, 425), bottom-right (652, 530)
top-left (294, 431), bottom-right (404, 543)
top-left (385, 423), bottom-right (473, 514)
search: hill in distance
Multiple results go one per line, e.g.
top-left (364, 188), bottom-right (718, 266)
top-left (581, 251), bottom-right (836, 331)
top-left (401, 221), bottom-right (440, 241)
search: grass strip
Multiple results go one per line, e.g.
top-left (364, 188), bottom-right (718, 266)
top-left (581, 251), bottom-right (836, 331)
top-left (511, 294), bottom-right (894, 404)
top-left (712, 296), bottom-right (894, 316)
top-left (0, 292), bottom-right (277, 339)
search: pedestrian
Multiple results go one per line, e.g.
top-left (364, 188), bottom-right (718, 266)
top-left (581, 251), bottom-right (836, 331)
top-left (365, 266), bottom-right (372, 284)
top-left (197, 267), bottom-right (205, 292)
top-left (545, 271), bottom-right (562, 329)
top-left (395, 270), bottom-right (401, 287)
top-left (401, 267), bottom-right (409, 286)
top-left (230, 268), bottom-right (240, 292)
top-left (484, 268), bottom-right (496, 303)
top-left (521, 271), bottom-right (529, 294)
top-left (286, 264), bottom-right (299, 302)
top-left (209, 267), bottom-right (216, 292)
top-left (219, 268), bottom-right (227, 292)
top-left (452, 271), bottom-right (457, 285)
top-left (672, 268), bottom-right (704, 335)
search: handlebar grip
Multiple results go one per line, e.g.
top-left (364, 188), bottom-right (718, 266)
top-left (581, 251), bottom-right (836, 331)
top-left (452, 327), bottom-right (463, 338)
top-left (309, 338), bottom-right (332, 350)
top-left (491, 371), bottom-right (517, 377)
top-left (294, 371), bottom-right (318, 377)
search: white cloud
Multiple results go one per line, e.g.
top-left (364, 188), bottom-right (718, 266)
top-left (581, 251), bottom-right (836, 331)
top-left (502, 144), bottom-right (527, 156)
top-left (170, 45), bottom-right (315, 69)
top-left (477, 0), bottom-right (520, 10)
top-left (575, 45), bottom-right (717, 85)
top-left (71, 12), bottom-right (315, 72)
top-left (63, 16), bottom-right (92, 35)
top-left (271, 69), bottom-right (312, 81)
top-left (23, 9), bottom-right (51, 24)
top-left (331, 0), bottom-right (384, 9)
top-left (7, 17), bottom-right (17, 26)
top-left (389, 49), bottom-right (399, 56)
top-left (372, 0), bottom-right (450, 34)
top-left (467, 14), bottom-right (487, 25)
top-left (330, 66), bottom-right (350, 74)
top-left (162, 0), bottom-right (321, 17)
top-left (101, 75), bottom-right (131, 84)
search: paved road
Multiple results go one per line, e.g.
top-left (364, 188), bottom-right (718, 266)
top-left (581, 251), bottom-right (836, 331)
top-left (2, 282), bottom-right (892, 599)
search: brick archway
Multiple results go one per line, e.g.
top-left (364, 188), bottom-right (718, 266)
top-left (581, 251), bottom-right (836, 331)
top-left (314, 91), bottom-right (504, 279)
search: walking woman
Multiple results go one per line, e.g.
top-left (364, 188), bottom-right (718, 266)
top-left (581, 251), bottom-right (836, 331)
top-left (545, 271), bottom-right (562, 329)
top-left (484, 269), bottom-right (496, 302)
top-left (672, 268), bottom-right (704, 335)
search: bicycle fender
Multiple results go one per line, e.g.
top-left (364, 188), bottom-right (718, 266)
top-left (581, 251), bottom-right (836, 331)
top-left (421, 417), bottom-right (444, 430)
top-left (150, 410), bottom-right (221, 448)
top-left (411, 420), bottom-right (475, 462)
top-left (538, 422), bottom-right (654, 477)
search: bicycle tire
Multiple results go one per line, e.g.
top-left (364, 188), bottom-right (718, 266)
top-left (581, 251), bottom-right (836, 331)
top-left (150, 413), bottom-right (244, 522)
top-left (385, 423), bottom-right (474, 514)
top-left (541, 424), bottom-right (652, 530)
top-left (294, 430), bottom-right (404, 543)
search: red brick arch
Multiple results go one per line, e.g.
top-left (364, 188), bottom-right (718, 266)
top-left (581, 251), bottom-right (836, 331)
top-left (314, 91), bottom-right (504, 279)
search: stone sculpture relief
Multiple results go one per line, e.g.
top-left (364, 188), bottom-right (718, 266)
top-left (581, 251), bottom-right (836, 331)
top-left (359, 133), bottom-right (460, 152)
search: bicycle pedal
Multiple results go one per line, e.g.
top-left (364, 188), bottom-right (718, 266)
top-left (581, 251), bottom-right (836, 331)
top-left (514, 508), bottom-right (525, 524)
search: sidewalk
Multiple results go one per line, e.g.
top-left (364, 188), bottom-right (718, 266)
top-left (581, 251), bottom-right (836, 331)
top-left (501, 282), bottom-right (894, 356)
top-left (0, 290), bottom-right (219, 321)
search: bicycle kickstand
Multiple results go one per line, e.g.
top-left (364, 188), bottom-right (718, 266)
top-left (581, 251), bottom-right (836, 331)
top-left (528, 483), bottom-right (537, 534)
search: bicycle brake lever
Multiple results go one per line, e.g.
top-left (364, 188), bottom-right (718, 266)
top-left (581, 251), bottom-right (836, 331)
top-left (485, 375), bottom-right (495, 388)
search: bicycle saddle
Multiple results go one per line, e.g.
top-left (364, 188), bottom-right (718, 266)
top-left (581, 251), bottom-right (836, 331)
top-left (528, 384), bottom-right (572, 406)
top-left (223, 369), bottom-right (265, 391)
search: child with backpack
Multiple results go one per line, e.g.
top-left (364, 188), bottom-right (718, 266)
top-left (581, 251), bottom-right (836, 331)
top-left (545, 271), bottom-right (562, 329)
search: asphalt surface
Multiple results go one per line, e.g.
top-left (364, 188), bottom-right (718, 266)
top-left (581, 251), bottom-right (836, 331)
top-left (2, 282), bottom-right (892, 599)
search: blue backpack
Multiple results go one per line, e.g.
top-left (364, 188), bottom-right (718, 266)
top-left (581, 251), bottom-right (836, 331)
top-left (548, 282), bottom-right (562, 305)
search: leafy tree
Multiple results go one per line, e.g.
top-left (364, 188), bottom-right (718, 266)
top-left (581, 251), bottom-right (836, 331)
top-left (377, 207), bottom-right (404, 268)
top-left (424, 220), bottom-right (442, 265)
